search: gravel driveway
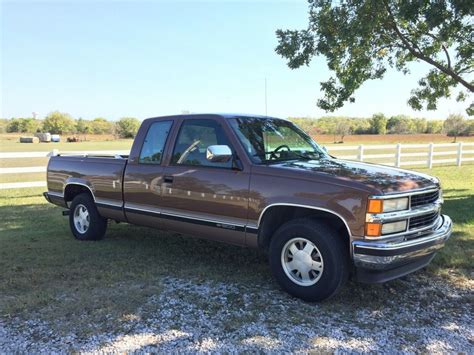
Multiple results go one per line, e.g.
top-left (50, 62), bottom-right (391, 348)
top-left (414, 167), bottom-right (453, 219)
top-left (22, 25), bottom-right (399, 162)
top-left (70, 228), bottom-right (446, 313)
top-left (1, 271), bottom-right (472, 353)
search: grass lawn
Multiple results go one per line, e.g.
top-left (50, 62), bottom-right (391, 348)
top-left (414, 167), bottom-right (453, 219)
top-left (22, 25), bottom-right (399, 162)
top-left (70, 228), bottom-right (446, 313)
top-left (0, 165), bottom-right (472, 339)
top-left (0, 137), bottom-right (133, 152)
top-left (2, 133), bottom-right (474, 153)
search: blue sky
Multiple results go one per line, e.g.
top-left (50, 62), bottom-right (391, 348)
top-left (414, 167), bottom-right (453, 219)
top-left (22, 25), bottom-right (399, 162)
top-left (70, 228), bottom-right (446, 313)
top-left (1, 0), bottom-right (469, 121)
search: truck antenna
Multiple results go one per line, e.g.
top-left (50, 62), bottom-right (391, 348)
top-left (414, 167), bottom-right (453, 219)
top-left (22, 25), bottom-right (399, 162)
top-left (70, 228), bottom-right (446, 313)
top-left (265, 77), bottom-right (268, 116)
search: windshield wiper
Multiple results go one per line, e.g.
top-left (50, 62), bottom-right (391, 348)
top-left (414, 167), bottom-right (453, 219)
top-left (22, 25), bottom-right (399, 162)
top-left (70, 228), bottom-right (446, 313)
top-left (254, 151), bottom-right (320, 164)
top-left (294, 152), bottom-right (321, 160)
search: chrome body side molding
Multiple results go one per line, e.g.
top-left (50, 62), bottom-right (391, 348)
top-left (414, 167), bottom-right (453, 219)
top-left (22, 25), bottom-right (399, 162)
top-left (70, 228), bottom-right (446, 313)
top-left (256, 203), bottom-right (353, 238)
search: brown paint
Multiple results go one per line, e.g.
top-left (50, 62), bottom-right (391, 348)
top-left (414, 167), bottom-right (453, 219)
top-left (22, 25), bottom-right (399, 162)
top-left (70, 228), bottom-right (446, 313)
top-left (45, 114), bottom-right (440, 247)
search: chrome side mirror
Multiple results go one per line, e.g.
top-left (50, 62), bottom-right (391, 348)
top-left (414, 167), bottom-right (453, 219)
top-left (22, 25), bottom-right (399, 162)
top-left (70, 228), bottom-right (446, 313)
top-left (206, 145), bottom-right (232, 163)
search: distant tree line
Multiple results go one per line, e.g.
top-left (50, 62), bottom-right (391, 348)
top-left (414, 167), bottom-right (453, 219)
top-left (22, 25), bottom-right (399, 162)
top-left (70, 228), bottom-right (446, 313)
top-left (0, 111), bottom-right (141, 139)
top-left (290, 114), bottom-right (473, 143)
top-left (1, 111), bottom-right (472, 142)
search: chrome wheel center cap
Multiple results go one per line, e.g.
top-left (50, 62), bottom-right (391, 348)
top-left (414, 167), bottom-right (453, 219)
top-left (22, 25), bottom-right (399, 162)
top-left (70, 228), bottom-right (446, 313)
top-left (294, 251), bottom-right (313, 270)
top-left (281, 237), bottom-right (324, 286)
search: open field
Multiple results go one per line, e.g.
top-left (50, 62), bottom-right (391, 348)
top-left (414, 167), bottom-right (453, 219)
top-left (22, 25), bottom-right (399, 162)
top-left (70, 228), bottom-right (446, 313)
top-left (0, 135), bottom-right (133, 153)
top-left (0, 134), bottom-right (474, 188)
top-left (2, 133), bottom-right (474, 153)
top-left (0, 165), bottom-right (472, 352)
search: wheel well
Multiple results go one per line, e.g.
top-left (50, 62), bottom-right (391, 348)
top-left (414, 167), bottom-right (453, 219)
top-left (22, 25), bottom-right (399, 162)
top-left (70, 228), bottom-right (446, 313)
top-left (258, 206), bottom-right (350, 252)
top-left (64, 184), bottom-right (94, 203)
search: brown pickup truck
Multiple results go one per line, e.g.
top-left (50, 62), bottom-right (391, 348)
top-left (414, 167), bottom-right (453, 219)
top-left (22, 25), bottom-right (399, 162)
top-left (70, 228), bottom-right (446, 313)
top-left (44, 114), bottom-right (452, 301)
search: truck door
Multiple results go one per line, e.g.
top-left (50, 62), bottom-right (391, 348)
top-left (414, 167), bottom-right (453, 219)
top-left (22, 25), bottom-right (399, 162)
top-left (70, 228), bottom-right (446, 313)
top-left (123, 119), bottom-right (173, 229)
top-left (159, 118), bottom-right (250, 246)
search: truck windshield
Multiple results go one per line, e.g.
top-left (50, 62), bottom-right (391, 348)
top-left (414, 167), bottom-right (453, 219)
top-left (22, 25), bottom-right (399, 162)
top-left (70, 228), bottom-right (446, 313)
top-left (229, 117), bottom-right (327, 164)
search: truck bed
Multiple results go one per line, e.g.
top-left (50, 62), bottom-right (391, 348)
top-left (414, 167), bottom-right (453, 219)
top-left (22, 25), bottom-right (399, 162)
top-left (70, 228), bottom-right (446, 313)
top-left (47, 154), bottom-right (128, 219)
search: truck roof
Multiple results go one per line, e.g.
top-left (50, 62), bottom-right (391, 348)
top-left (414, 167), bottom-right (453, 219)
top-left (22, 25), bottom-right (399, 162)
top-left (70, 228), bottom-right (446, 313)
top-left (145, 113), bottom-right (282, 121)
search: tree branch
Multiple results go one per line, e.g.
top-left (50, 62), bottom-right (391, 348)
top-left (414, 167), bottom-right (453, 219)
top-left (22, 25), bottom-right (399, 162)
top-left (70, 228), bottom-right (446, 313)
top-left (382, 0), bottom-right (473, 92)
top-left (425, 32), bottom-right (452, 69)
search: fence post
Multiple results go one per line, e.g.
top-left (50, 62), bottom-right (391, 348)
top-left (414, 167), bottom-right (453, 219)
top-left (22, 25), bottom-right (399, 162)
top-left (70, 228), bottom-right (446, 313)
top-left (358, 144), bottom-right (364, 161)
top-left (395, 143), bottom-right (402, 167)
top-left (428, 143), bottom-right (434, 169)
top-left (457, 142), bottom-right (463, 166)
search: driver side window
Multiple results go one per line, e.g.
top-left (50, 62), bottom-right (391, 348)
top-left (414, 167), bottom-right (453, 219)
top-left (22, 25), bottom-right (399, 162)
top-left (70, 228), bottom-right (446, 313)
top-left (171, 119), bottom-right (233, 168)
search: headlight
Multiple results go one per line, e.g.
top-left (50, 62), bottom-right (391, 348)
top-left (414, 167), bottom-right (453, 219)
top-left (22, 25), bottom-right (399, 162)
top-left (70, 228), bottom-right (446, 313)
top-left (383, 197), bottom-right (409, 212)
top-left (367, 197), bottom-right (409, 213)
top-left (381, 220), bottom-right (407, 235)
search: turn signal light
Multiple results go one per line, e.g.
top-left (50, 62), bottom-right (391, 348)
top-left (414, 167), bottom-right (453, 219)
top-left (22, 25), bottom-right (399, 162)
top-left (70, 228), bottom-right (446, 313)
top-left (367, 199), bottom-right (383, 213)
top-left (366, 222), bottom-right (382, 237)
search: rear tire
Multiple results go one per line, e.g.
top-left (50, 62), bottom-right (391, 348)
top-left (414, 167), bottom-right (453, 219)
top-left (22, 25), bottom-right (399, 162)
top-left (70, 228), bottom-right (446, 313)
top-left (69, 193), bottom-right (107, 240)
top-left (269, 218), bottom-right (349, 302)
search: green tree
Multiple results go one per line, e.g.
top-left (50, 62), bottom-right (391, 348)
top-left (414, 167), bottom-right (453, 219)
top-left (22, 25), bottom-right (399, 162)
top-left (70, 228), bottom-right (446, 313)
top-left (289, 117), bottom-right (321, 135)
top-left (6, 118), bottom-right (41, 133)
top-left (276, 1), bottom-right (473, 114)
top-left (0, 118), bottom-right (8, 133)
top-left (369, 113), bottom-right (387, 134)
top-left (387, 115), bottom-right (415, 134)
top-left (6, 118), bottom-right (22, 133)
top-left (413, 118), bottom-right (428, 133)
top-left (43, 111), bottom-right (75, 134)
top-left (317, 116), bottom-right (337, 135)
top-left (116, 117), bottom-right (140, 138)
top-left (443, 114), bottom-right (467, 142)
top-left (334, 117), bottom-right (352, 142)
top-left (352, 118), bottom-right (371, 134)
top-left (76, 118), bottom-right (90, 134)
top-left (464, 119), bottom-right (474, 136)
top-left (90, 118), bottom-right (113, 134)
top-left (426, 120), bottom-right (443, 133)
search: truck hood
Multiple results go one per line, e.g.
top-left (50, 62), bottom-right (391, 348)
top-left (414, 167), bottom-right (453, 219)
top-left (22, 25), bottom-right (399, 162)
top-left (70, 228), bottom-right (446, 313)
top-left (273, 158), bottom-right (439, 194)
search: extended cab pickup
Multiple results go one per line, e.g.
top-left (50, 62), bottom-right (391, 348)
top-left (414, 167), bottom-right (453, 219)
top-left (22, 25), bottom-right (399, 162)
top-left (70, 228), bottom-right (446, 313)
top-left (44, 114), bottom-right (452, 301)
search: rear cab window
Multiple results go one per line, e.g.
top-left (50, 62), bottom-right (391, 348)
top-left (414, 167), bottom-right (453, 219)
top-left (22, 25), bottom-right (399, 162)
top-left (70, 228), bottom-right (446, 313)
top-left (139, 120), bottom-right (173, 164)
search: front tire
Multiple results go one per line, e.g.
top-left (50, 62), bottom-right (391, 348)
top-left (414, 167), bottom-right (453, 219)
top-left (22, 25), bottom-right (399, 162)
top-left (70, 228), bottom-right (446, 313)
top-left (269, 218), bottom-right (349, 302)
top-left (69, 193), bottom-right (107, 240)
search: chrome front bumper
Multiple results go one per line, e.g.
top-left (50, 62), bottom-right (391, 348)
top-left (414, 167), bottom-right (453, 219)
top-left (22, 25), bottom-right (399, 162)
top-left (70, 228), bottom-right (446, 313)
top-left (352, 215), bottom-right (452, 282)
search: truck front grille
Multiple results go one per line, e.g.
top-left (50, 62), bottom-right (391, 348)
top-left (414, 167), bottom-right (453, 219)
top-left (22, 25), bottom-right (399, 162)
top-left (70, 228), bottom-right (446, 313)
top-left (411, 190), bottom-right (439, 208)
top-left (409, 211), bottom-right (440, 230)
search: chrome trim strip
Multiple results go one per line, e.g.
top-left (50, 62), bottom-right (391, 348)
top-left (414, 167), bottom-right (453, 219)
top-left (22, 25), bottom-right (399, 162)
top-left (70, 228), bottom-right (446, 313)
top-left (257, 203), bottom-right (352, 238)
top-left (124, 205), bottom-right (161, 215)
top-left (96, 197), bottom-right (123, 208)
top-left (365, 216), bottom-right (443, 241)
top-left (48, 191), bottom-right (64, 198)
top-left (354, 215), bottom-right (451, 252)
top-left (124, 205), bottom-right (247, 228)
top-left (161, 210), bottom-right (246, 228)
top-left (352, 215), bottom-right (452, 270)
top-left (369, 187), bottom-right (439, 199)
top-left (366, 201), bottom-right (441, 223)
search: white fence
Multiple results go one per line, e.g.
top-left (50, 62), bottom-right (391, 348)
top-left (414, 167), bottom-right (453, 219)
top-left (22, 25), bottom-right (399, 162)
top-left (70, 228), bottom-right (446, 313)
top-left (327, 142), bottom-right (474, 168)
top-left (0, 143), bottom-right (473, 189)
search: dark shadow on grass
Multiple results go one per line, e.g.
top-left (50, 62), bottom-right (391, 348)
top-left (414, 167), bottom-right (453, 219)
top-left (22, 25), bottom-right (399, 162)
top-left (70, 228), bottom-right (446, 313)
top-left (442, 193), bottom-right (474, 224)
